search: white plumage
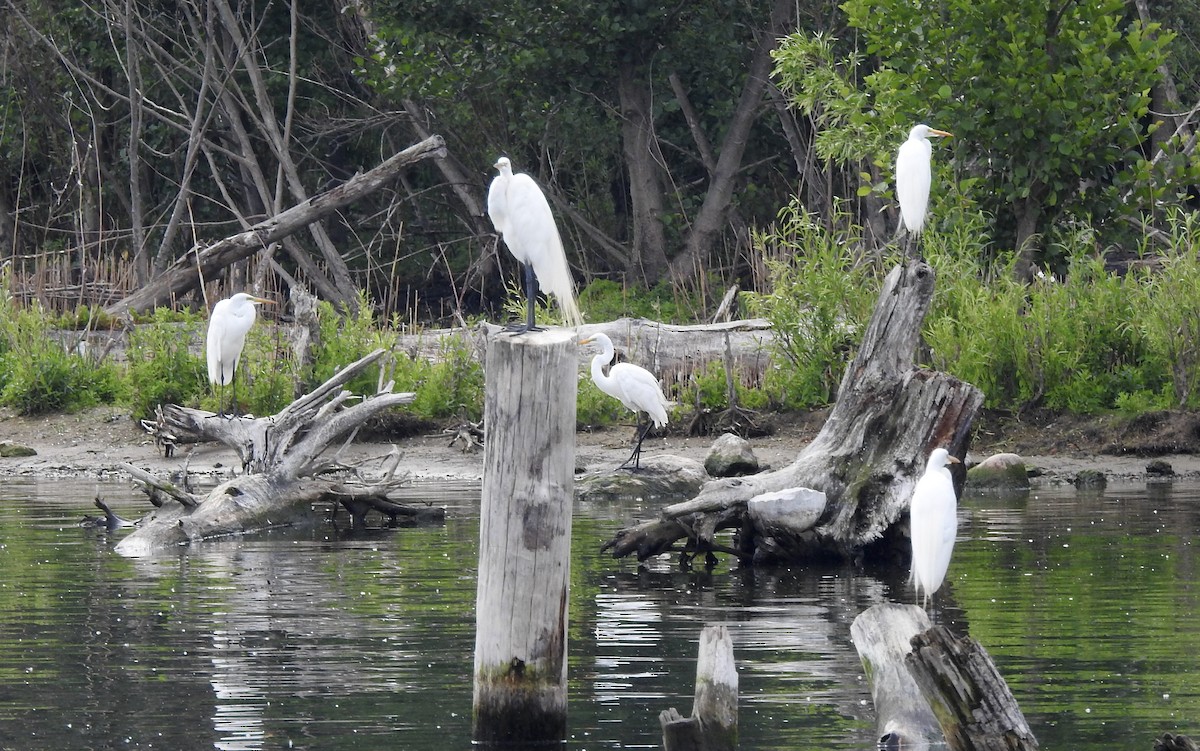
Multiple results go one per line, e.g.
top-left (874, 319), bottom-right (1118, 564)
top-left (580, 332), bottom-right (670, 469)
top-left (487, 156), bottom-right (583, 332)
top-left (206, 292), bottom-right (271, 416)
top-left (895, 124), bottom-right (953, 235)
top-left (908, 447), bottom-right (961, 608)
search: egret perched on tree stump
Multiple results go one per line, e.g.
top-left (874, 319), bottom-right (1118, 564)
top-left (487, 156), bottom-right (583, 333)
top-left (206, 292), bottom-right (273, 417)
top-left (579, 332), bottom-right (671, 470)
top-left (909, 447), bottom-right (961, 609)
top-left (896, 124), bottom-right (953, 256)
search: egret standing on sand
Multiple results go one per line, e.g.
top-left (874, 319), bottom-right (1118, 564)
top-left (579, 332), bottom-right (670, 470)
top-left (895, 124), bottom-right (953, 252)
top-left (206, 292), bottom-right (272, 417)
top-left (487, 156), bottom-right (583, 333)
top-left (908, 447), bottom-right (961, 609)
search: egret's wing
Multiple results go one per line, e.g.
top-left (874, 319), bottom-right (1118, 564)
top-left (610, 363), bottom-right (670, 427)
top-left (486, 174), bottom-right (510, 239)
top-left (503, 173), bottom-right (583, 328)
top-left (895, 138), bottom-right (933, 234)
top-left (206, 301), bottom-right (231, 385)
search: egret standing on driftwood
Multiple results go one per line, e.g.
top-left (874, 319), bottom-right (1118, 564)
top-left (487, 156), bottom-right (584, 333)
top-left (896, 124), bottom-right (953, 255)
top-left (579, 332), bottom-right (670, 470)
top-left (206, 292), bottom-right (273, 417)
top-left (908, 447), bottom-right (961, 609)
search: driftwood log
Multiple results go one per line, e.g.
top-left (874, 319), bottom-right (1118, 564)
top-left (850, 604), bottom-right (943, 750)
top-left (907, 625), bottom-right (1039, 751)
top-left (114, 349), bottom-right (439, 556)
top-left (601, 260), bottom-right (984, 564)
top-left (104, 135), bottom-right (447, 316)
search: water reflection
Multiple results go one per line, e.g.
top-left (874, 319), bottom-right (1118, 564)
top-left (0, 477), bottom-right (1198, 749)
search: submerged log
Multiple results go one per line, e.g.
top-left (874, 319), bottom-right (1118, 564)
top-left (660, 624), bottom-right (739, 751)
top-left (602, 260), bottom-right (983, 564)
top-left (114, 349), bottom-right (432, 556)
top-left (850, 604), bottom-right (943, 750)
top-left (906, 625), bottom-right (1039, 751)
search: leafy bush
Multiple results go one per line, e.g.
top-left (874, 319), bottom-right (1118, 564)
top-left (409, 334), bottom-right (484, 420)
top-left (127, 309), bottom-right (207, 419)
top-left (310, 293), bottom-right (398, 396)
top-left (745, 200), bottom-right (879, 410)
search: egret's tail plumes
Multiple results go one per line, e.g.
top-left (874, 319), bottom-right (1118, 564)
top-left (532, 231), bottom-right (583, 329)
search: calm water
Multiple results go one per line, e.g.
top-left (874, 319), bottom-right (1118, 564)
top-left (0, 475), bottom-right (1197, 749)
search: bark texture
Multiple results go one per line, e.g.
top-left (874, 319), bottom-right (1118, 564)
top-left (601, 261), bottom-right (984, 564)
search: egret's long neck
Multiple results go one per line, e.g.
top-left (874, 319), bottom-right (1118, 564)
top-left (590, 352), bottom-right (611, 387)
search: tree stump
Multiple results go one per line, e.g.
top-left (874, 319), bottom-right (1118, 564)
top-left (601, 260), bottom-right (983, 564)
top-left (114, 349), bottom-right (433, 556)
top-left (660, 624), bottom-right (739, 751)
top-left (906, 625), bottom-right (1039, 751)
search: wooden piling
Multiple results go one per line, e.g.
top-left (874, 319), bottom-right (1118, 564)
top-left (660, 624), bottom-right (738, 751)
top-left (472, 330), bottom-right (577, 745)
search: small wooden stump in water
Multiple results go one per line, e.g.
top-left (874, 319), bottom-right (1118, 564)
top-left (472, 330), bottom-right (576, 746)
top-left (660, 625), bottom-right (738, 751)
top-left (907, 625), bottom-right (1039, 751)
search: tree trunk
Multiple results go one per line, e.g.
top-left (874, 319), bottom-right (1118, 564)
top-left (668, 0), bottom-right (794, 281)
top-left (114, 349), bottom-right (432, 556)
top-left (618, 61), bottom-right (670, 284)
top-left (601, 261), bottom-right (983, 564)
top-left (104, 136), bottom-right (446, 317)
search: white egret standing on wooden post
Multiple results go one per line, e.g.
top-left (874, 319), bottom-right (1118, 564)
top-left (579, 332), bottom-right (670, 470)
top-left (895, 124), bottom-right (953, 256)
top-left (908, 447), bottom-right (961, 609)
top-left (487, 156), bottom-right (584, 334)
top-left (206, 292), bottom-right (273, 417)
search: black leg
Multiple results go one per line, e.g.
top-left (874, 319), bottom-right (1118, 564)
top-left (504, 264), bottom-right (543, 334)
top-left (230, 366), bottom-right (241, 418)
top-left (618, 416), bottom-right (652, 471)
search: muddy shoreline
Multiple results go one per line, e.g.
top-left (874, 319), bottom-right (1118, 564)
top-left (4, 406), bottom-right (1200, 484)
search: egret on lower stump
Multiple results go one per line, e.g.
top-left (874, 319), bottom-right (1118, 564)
top-left (908, 447), bottom-right (961, 610)
top-left (579, 332), bottom-right (670, 470)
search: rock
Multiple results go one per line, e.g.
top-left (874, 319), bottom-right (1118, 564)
top-left (704, 433), bottom-right (760, 477)
top-left (576, 455), bottom-right (708, 501)
top-left (1073, 469), bottom-right (1106, 489)
top-left (1146, 459), bottom-right (1175, 477)
top-left (747, 487), bottom-right (826, 537)
top-left (966, 452), bottom-right (1030, 491)
top-left (0, 442), bottom-right (37, 458)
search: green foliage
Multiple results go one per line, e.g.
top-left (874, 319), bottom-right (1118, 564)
top-left (409, 335), bottom-right (485, 420)
top-left (775, 0), bottom-right (1172, 250)
top-left (0, 301), bottom-right (124, 415)
top-left (677, 359), bottom-right (767, 413)
top-left (577, 279), bottom-right (698, 325)
top-left (126, 308), bottom-right (206, 420)
top-left (1126, 210), bottom-right (1200, 408)
top-left (311, 294), bottom-right (399, 396)
top-left (745, 200), bottom-right (879, 410)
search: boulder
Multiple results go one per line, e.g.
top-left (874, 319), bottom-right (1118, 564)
top-left (1073, 469), bottom-right (1107, 490)
top-left (0, 442), bottom-right (37, 458)
top-left (704, 433), bottom-right (760, 477)
top-left (576, 455), bottom-right (709, 501)
top-left (966, 453), bottom-right (1030, 492)
top-left (1146, 459), bottom-right (1175, 478)
top-left (747, 487), bottom-right (827, 538)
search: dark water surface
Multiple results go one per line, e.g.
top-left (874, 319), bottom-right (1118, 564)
top-left (0, 476), bottom-right (1197, 749)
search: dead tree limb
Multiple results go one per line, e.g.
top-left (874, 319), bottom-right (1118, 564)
top-left (114, 349), bottom-right (437, 555)
top-left (105, 135), bottom-right (447, 316)
top-left (602, 261), bottom-right (984, 564)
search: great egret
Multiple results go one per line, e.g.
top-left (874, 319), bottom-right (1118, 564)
top-left (895, 124), bottom-right (953, 244)
top-left (206, 292), bottom-right (273, 417)
top-left (487, 156), bottom-right (584, 333)
top-left (579, 332), bottom-right (670, 470)
top-left (908, 447), bottom-right (961, 609)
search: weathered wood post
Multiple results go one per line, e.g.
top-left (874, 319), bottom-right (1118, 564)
top-left (473, 330), bottom-right (577, 745)
top-left (660, 624), bottom-right (738, 751)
